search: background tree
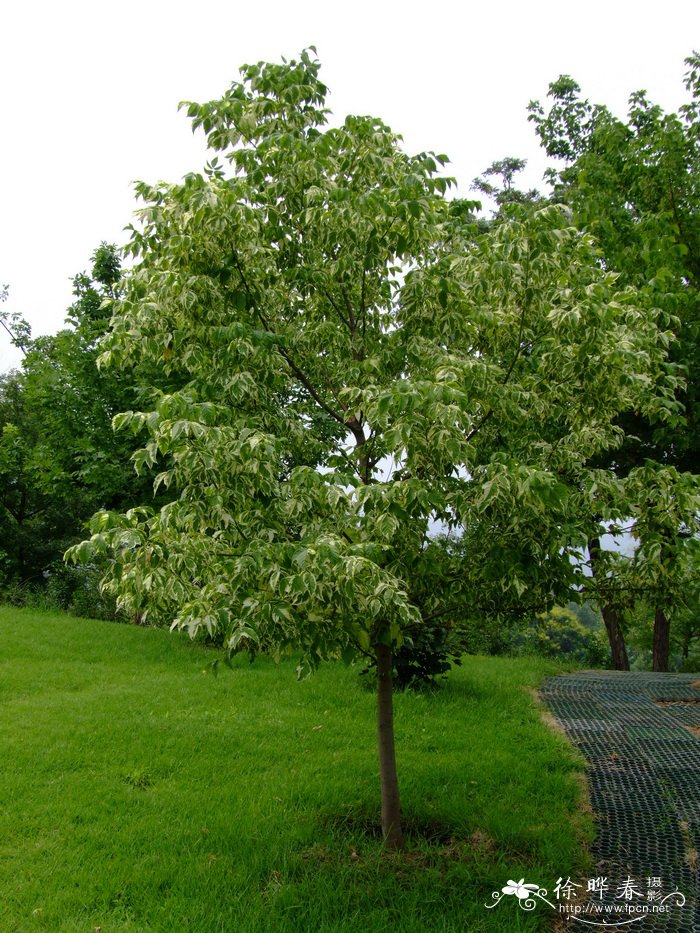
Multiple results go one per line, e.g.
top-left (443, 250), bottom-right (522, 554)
top-left (514, 605), bottom-right (609, 666)
top-left (471, 157), bottom-right (542, 208)
top-left (473, 55), bottom-right (700, 670)
top-left (0, 245), bottom-right (157, 604)
top-left (0, 284), bottom-right (30, 353)
top-left (70, 52), bottom-right (682, 847)
top-left (528, 57), bottom-right (700, 473)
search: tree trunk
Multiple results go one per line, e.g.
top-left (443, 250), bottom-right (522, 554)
top-left (375, 643), bottom-right (404, 850)
top-left (588, 536), bottom-right (630, 671)
top-left (652, 607), bottom-right (671, 672)
top-left (599, 604), bottom-right (631, 672)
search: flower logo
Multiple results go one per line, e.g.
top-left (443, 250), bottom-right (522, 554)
top-left (502, 879), bottom-right (541, 900)
top-left (486, 878), bottom-right (550, 912)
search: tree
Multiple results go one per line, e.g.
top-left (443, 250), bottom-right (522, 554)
top-left (0, 245), bottom-right (156, 597)
top-left (528, 54), bottom-right (700, 670)
top-left (516, 605), bottom-right (608, 666)
top-left (471, 157), bottom-right (542, 208)
top-left (70, 51), bottom-right (680, 848)
top-left (0, 284), bottom-right (30, 354)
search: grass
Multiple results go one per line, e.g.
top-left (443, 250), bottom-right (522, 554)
top-left (0, 607), bottom-right (592, 932)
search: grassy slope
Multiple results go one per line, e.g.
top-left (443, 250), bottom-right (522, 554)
top-left (0, 607), bottom-right (591, 932)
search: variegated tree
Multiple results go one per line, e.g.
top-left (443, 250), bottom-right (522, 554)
top-left (69, 51), bottom-right (682, 848)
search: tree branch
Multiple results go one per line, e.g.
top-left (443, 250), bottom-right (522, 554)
top-left (230, 252), bottom-right (349, 428)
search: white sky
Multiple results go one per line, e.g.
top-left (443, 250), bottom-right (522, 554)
top-left (1, 0), bottom-right (698, 371)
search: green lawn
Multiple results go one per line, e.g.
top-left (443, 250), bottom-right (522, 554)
top-left (0, 607), bottom-right (591, 932)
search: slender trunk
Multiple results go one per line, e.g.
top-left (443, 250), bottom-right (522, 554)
top-left (652, 531), bottom-right (672, 673)
top-left (600, 604), bottom-right (630, 671)
top-left (589, 536), bottom-right (630, 671)
top-left (375, 643), bottom-right (403, 850)
top-left (652, 607), bottom-right (671, 672)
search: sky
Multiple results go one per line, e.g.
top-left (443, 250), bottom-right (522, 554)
top-left (1, 0), bottom-right (698, 371)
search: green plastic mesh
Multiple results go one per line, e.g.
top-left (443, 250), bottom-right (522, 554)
top-left (541, 672), bottom-right (700, 932)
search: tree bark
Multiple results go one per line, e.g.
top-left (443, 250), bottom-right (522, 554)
top-left (588, 536), bottom-right (630, 671)
top-left (652, 607), bottom-right (671, 672)
top-left (599, 604), bottom-right (631, 672)
top-left (375, 642), bottom-right (404, 850)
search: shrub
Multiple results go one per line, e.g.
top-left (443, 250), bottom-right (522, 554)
top-left (514, 606), bottom-right (609, 666)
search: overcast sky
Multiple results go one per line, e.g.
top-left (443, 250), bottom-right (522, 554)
top-left (1, 0), bottom-right (698, 371)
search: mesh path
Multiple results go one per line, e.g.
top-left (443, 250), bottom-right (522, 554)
top-left (541, 672), bottom-right (700, 932)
